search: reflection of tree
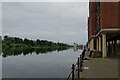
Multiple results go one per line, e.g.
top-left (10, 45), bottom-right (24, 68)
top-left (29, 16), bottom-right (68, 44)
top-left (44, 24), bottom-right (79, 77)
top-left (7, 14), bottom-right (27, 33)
top-left (57, 47), bottom-right (69, 52)
top-left (2, 35), bottom-right (72, 57)
top-left (14, 49), bottom-right (22, 56)
top-left (2, 47), bottom-right (70, 58)
top-left (23, 49), bottom-right (30, 55)
top-left (0, 36), bottom-right (2, 54)
top-left (3, 49), bottom-right (24, 57)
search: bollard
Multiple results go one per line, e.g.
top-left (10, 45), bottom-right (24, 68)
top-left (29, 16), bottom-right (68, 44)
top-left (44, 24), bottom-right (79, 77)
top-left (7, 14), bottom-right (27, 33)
top-left (81, 54), bottom-right (84, 66)
top-left (80, 64), bottom-right (82, 72)
top-left (80, 55), bottom-right (83, 72)
top-left (82, 50), bottom-right (85, 59)
top-left (72, 64), bottom-right (75, 80)
top-left (80, 55), bottom-right (82, 67)
top-left (77, 57), bottom-right (80, 79)
top-left (80, 54), bottom-right (82, 60)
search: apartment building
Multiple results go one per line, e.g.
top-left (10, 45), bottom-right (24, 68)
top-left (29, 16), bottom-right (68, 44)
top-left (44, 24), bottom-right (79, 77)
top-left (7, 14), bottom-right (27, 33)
top-left (88, 1), bottom-right (120, 57)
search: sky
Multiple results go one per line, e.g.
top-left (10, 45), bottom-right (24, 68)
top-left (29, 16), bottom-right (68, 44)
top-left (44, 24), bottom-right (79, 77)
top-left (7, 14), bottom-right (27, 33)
top-left (2, 2), bottom-right (89, 45)
top-left (0, 2), bottom-right (1, 36)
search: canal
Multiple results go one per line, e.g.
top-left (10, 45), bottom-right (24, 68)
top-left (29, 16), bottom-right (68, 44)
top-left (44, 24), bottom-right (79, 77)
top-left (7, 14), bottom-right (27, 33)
top-left (2, 48), bottom-right (82, 78)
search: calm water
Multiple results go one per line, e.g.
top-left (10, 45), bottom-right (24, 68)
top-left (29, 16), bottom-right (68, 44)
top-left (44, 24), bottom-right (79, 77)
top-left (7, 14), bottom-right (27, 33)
top-left (0, 54), bottom-right (1, 79)
top-left (2, 48), bottom-right (82, 78)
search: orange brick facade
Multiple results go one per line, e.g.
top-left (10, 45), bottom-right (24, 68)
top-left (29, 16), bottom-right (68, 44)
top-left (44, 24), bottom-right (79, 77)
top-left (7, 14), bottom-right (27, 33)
top-left (100, 2), bottom-right (119, 29)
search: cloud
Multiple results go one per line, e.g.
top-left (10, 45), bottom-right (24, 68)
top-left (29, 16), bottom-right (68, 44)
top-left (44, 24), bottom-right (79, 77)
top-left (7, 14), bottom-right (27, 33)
top-left (2, 0), bottom-right (89, 2)
top-left (2, 2), bottom-right (89, 44)
top-left (0, 2), bottom-right (2, 35)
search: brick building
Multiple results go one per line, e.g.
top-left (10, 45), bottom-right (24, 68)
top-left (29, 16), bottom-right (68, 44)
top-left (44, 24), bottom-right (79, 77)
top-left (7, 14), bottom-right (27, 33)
top-left (88, 1), bottom-right (120, 57)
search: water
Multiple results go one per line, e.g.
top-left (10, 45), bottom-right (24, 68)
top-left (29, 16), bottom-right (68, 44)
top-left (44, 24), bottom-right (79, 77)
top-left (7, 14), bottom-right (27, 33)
top-left (0, 54), bottom-right (2, 79)
top-left (2, 48), bottom-right (82, 78)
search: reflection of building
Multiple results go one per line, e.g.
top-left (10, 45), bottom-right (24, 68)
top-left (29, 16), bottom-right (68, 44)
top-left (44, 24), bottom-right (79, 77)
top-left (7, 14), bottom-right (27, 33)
top-left (73, 43), bottom-right (78, 51)
top-left (88, 1), bottom-right (120, 57)
top-left (73, 43), bottom-right (84, 50)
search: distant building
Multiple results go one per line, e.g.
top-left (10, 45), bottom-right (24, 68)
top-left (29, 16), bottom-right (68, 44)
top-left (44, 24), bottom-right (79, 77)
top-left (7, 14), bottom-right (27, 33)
top-left (73, 43), bottom-right (78, 48)
top-left (78, 45), bottom-right (84, 50)
top-left (88, 1), bottom-right (120, 57)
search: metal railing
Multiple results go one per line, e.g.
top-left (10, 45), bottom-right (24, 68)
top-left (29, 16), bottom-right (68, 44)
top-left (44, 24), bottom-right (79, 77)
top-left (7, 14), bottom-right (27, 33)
top-left (67, 49), bottom-right (85, 80)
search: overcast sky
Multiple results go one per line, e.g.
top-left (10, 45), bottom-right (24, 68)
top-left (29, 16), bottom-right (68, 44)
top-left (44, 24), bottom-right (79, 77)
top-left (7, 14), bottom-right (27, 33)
top-left (2, 2), bottom-right (89, 45)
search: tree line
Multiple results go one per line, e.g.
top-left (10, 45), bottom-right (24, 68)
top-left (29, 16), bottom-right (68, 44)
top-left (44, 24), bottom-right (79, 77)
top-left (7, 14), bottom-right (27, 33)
top-left (2, 35), bottom-right (72, 50)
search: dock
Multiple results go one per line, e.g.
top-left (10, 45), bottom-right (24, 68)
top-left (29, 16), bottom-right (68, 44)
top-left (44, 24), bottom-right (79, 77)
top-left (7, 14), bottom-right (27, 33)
top-left (67, 49), bottom-right (119, 80)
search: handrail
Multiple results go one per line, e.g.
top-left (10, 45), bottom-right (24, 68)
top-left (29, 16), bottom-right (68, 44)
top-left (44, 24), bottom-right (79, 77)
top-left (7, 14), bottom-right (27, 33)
top-left (67, 70), bottom-right (72, 80)
top-left (66, 49), bottom-right (86, 80)
top-left (67, 62), bottom-right (77, 80)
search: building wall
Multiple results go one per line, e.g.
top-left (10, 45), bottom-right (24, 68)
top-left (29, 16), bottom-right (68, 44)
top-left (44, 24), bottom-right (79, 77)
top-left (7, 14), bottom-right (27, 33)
top-left (88, 2), bottom-right (120, 37)
top-left (100, 2), bottom-right (119, 29)
top-left (88, 17), bottom-right (90, 41)
top-left (88, 2), bottom-right (97, 41)
top-left (118, 1), bottom-right (120, 27)
top-left (88, 1), bottom-right (120, 57)
top-left (89, 12), bottom-right (96, 35)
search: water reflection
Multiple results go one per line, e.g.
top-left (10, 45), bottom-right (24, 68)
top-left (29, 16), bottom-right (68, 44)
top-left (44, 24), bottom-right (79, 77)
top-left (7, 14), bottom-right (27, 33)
top-left (3, 48), bottom-right (81, 78)
top-left (2, 47), bottom-right (70, 58)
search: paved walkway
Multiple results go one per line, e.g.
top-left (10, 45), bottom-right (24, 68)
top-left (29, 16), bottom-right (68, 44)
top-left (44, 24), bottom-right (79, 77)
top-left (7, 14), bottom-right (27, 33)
top-left (80, 51), bottom-right (118, 78)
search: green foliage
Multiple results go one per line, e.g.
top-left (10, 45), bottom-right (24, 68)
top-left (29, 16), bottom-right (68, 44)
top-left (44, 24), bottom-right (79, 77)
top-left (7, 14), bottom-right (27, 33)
top-left (2, 35), bottom-right (72, 54)
top-left (2, 35), bottom-right (73, 57)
